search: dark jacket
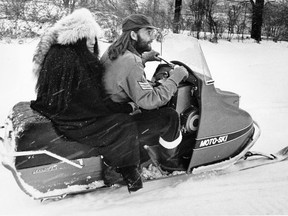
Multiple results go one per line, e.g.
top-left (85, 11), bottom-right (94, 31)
top-left (31, 41), bottom-right (139, 167)
top-left (31, 41), bottom-right (131, 136)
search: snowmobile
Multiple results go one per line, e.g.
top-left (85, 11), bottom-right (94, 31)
top-left (0, 36), bottom-right (283, 201)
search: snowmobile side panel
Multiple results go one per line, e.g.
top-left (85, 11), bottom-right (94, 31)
top-left (198, 83), bottom-right (253, 138)
top-left (188, 123), bottom-right (254, 169)
top-left (2, 156), bottom-right (103, 199)
top-left (183, 76), bottom-right (254, 168)
top-left (19, 156), bottom-right (102, 192)
top-left (191, 121), bottom-right (260, 174)
top-left (215, 88), bottom-right (240, 108)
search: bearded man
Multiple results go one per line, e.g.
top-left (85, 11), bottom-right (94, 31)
top-left (101, 14), bottom-right (188, 170)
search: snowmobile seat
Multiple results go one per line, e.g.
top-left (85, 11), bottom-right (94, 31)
top-left (8, 102), bottom-right (99, 170)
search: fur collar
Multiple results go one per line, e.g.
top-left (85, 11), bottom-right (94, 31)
top-left (32, 8), bottom-right (102, 77)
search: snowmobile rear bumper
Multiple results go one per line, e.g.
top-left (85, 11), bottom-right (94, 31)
top-left (1, 154), bottom-right (104, 200)
top-left (0, 126), bottom-right (105, 200)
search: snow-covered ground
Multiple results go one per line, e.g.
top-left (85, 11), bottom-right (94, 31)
top-left (1, 35), bottom-right (288, 215)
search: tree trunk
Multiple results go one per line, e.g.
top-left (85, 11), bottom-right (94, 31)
top-left (63, 0), bottom-right (70, 8)
top-left (250, 0), bottom-right (264, 42)
top-left (173, 0), bottom-right (182, 33)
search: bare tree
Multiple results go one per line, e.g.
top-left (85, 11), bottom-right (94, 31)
top-left (2, 0), bottom-right (288, 41)
top-left (1, 0), bottom-right (26, 37)
top-left (250, 0), bottom-right (264, 42)
top-left (139, 0), bottom-right (173, 30)
top-left (62, 0), bottom-right (77, 12)
top-left (263, 0), bottom-right (288, 42)
top-left (238, 1), bottom-right (250, 41)
top-left (204, 0), bottom-right (219, 42)
top-left (226, 4), bottom-right (242, 41)
top-left (189, 0), bottom-right (206, 39)
top-left (173, 0), bottom-right (182, 33)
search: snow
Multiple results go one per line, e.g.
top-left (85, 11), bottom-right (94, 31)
top-left (1, 35), bottom-right (288, 215)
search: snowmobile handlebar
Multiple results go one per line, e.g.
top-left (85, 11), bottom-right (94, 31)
top-left (158, 56), bottom-right (175, 68)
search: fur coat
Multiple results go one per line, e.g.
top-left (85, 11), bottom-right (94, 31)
top-left (32, 8), bottom-right (102, 77)
top-left (30, 8), bottom-right (139, 168)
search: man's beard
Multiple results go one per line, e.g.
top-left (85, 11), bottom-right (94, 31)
top-left (135, 35), bottom-right (152, 54)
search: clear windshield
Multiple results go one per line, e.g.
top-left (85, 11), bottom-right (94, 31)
top-left (152, 34), bottom-right (214, 85)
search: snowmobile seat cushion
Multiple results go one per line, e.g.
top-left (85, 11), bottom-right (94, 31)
top-left (10, 102), bottom-right (99, 169)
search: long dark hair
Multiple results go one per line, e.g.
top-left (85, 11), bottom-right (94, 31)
top-left (35, 38), bottom-right (104, 112)
top-left (108, 30), bottom-right (137, 60)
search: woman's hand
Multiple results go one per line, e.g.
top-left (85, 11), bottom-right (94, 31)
top-left (128, 102), bottom-right (141, 115)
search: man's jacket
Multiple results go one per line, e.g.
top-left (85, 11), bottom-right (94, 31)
top-left (101, 49), bottom-right (185, 110)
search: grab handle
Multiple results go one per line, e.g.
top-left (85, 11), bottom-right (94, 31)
top-left (3, 150), bottom-right (83, 169)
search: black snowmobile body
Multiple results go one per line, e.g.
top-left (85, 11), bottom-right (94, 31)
top-left (0, 37), bottom-right (260, 200)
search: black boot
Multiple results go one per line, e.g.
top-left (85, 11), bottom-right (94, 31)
top-left (118, 166), bottom-right (143, 193)
top-left (102, 162), bottom-right (125, 186)
top-left (158, 146), bottom-right (186, 172)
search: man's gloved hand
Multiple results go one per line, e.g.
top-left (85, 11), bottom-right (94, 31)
top-left (142, 50), bottom-right (160, 64)
top-left (169, 65), bottom-right (189, 81)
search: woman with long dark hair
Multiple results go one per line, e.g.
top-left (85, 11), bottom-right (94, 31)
top-left (31, 8), bottom-right (142, 192)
